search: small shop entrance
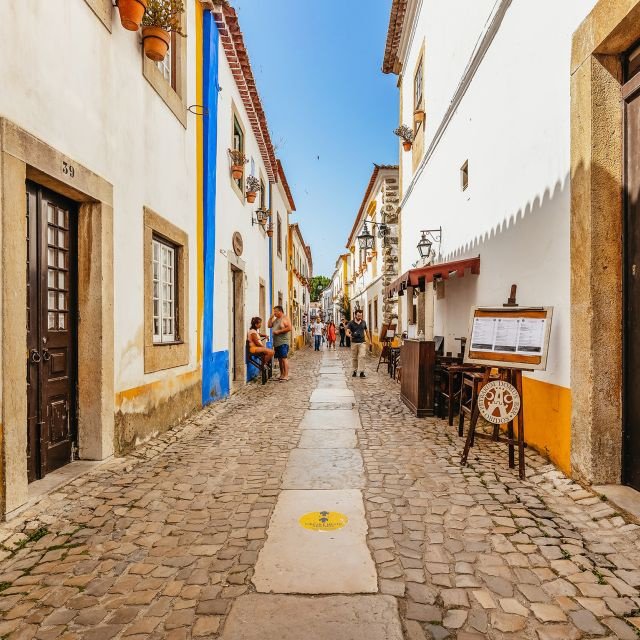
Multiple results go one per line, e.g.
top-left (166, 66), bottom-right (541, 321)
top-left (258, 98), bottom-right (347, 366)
top-left (26, 182), bottom-right (78, 482)
top-left (623, 43), bottom-right (640, 491)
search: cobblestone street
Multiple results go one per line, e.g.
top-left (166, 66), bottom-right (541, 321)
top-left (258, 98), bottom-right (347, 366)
top-left (0, 347), bottom-right (639, 639)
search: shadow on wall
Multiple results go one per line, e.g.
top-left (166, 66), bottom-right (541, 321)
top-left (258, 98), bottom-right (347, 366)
top-left (436, 176), bottom-right (571, 362)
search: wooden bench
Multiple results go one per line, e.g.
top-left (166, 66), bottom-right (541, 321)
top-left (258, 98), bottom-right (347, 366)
top-left (246, 342), bottom-right (273, 385)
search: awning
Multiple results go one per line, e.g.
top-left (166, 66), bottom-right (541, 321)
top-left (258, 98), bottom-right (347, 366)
top-left (385, 256), bottom-right (481, 298)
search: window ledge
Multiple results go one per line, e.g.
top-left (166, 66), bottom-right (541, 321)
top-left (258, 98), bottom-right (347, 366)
top-left (84, 0), bottom-right (112, 32)
top-left (143, 57), bottom-right (187, 129)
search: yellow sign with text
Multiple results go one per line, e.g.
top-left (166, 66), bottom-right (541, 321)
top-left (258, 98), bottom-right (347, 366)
top-left (299, 511), bottom-right (348, 531)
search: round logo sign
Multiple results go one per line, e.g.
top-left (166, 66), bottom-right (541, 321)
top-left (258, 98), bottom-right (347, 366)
top-left (478, 380), bottom-right (521, 424)
top-left (232, 231), bottom-right (243, 257)
top-left (299, 511), bottom-right (348, 532)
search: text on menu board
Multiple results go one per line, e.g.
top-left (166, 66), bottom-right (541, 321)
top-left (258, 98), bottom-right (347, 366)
top-left (470, 317), bottom-right (546, 355)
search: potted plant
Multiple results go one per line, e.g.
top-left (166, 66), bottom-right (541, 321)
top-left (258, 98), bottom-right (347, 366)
top-left (394, 125), bottom-right (414, 152)
top-left (267, 224), bottom-right (274, 238)
top-left (141, 0), bottom-right (185, 62)
top-left (228, 149), bottom-right (248, 180)
top-left (246, 175), bottom-right (260, 203)
top-left (117, 0), bottom-right (148, 31)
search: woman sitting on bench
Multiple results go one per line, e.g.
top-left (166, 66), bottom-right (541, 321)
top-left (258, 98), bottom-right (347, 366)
top-left (248, 317), bottom-right (274, 363)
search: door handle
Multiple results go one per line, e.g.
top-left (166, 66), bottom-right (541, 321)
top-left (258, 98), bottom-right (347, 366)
top-left (30, 349), bottom-right (41, 364)
top-left (42, 349), bottom-right (51, 362)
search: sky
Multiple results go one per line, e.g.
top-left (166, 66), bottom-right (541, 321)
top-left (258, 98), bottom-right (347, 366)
top-left (231, 0), bottom-right (399, 277)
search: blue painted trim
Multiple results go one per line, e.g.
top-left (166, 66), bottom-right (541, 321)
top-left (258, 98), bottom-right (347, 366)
top-left (202, 14), bottom-right (228, 403)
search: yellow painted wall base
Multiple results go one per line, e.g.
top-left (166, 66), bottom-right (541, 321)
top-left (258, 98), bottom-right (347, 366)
top-left (521, 377), bottom-right (572, 476)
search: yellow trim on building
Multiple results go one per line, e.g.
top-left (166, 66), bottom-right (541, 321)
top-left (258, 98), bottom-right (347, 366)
top-left (195, 4), bottom-right (204, 362)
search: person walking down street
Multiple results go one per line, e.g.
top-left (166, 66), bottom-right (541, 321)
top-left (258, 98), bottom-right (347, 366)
top-left (313, 317), bottom-right (325, 352)
top-left (327, 322), bottom-right (337, 350)
top-left (268, 306), bottom-right (292, 381)
top-left (339, 320), bottom-right (346, 347)
top-left (346, 309), bottom-right (370, 378)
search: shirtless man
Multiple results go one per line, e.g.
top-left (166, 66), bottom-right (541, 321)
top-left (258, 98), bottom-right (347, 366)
top-left (268, 306), bottom-right (292, 381)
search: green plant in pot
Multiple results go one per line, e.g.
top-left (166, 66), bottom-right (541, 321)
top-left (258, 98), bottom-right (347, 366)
top-left (141, 0), bottom-right (185, 62)
top-left (245, 175), bottom-right (261, 204)
top-left (394, 125), bottom-right (414, 151)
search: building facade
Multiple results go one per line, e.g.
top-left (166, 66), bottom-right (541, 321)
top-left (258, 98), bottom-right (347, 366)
top-left (288, 223), bottom-right (312, 350)
top-left (381, 0), bottom-right (640, 490)
top-left (346, 165), bottom-right (400, 353)
top-left (202, 3), bottom-right (300, 398)
top-left (0, 0), bottom-right (200, 515)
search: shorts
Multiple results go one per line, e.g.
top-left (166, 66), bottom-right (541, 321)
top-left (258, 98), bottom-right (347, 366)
top-left (274, 344), bottom-right (289, 359)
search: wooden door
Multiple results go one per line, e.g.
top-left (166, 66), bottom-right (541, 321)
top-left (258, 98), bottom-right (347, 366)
top-left (624, 48), bottom-right (640, 491)
top-left (26, 182), bottom-right (77, 481)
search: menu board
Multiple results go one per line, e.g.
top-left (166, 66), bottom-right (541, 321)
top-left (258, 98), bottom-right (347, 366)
top-left (465, 307), bottom-right (553, 370)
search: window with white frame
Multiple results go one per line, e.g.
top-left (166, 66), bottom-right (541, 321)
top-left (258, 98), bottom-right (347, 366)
top-left (152, 236), bottom-right (177, 343)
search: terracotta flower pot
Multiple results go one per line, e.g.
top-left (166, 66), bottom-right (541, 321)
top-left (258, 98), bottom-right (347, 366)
top-left (267, 229), bottom-right (274, 238)
top-left (246, 191), bottom-right (257, 204)
top-left (403, 140), bottom-right (412, 152)
top-left (231, 165), bottom-right (244, 180)
top-left (118, 0), bottom-right (147, 31)
top-left (367, 256), bottom-right (372, 263)
top-left (142, 26), bottom-right (171, 62)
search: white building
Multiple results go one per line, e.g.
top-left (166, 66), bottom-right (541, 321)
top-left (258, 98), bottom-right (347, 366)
top-left (0, 0), bottom-right (199, 515)
top-left (289, 223), bottom-right (312, 350)
top-left (381, 0), bottom-right (628, 480)
top-left (207, 3), bottom-right (297, 394)
top-left (346, 165), bottom-right (400, 352)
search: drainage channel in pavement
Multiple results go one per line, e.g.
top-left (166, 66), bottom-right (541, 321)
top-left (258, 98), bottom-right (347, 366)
top-left (221, 351), bottom-right (404, 640)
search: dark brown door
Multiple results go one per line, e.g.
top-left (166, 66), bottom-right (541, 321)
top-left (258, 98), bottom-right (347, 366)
top-left (624, 46), bottom-right (640, 491)
top-left (26, 182), bottom-right (77, 482)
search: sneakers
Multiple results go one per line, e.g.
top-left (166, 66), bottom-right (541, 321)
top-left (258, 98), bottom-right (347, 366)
top-left (352, 371), bottom-right (357, 377)
top-left (360, 372), bottom-right (366, 378)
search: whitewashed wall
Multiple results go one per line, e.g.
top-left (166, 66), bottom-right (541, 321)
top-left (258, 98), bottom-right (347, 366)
top-left (0, 0), bottom-right (199, 393)
top-left (271, 182), bottom-right (291, 316)
top-left (398, 0), bottom-right (598, 388)
top-left (213, 44), bottom-right (271, 378)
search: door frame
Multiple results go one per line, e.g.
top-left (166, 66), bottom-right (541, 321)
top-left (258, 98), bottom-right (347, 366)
top-left (0, 119), bottom-right (114, 515)
top-left (570, 0), bottom-right (640, 485)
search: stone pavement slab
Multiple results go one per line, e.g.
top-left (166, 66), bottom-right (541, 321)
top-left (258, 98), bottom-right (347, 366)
top-left (221, 594), bottom-right (402, 639)
top-left (299, 409), bottom-right (361, 429)
top-left (298, 429), bottom-right (357, 449)
top-left (282, 449), bottom-right (365, 489)
top-left (252, 490), bottom-right (377, 593)
top-left (310, 389), bottom-right (355, 402)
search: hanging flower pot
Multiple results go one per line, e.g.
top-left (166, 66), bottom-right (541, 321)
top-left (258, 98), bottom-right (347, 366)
top-left (118, 0), bottom-right (148, 30)
top-left (367, 255), bottom-right (373, 263)
top-left (229, 149), bottom-right (248, 181)
top-left (142, 26), bottom-right (171, 61)
top-left (403, 140), bottom-right (412, 152)
top-left (231, 165), bottom-right (244, 180)
top-left (267, 227), bottom-right (274, 238)
top-left (246, 175), bottom-right (260, 204)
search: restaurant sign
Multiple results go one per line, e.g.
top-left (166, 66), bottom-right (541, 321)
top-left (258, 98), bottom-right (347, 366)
top-left (478, 380), bottom-right (521, 424)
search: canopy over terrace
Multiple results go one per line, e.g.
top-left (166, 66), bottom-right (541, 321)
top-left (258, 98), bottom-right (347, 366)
top-left (385, 256), bottom-right (481, 298)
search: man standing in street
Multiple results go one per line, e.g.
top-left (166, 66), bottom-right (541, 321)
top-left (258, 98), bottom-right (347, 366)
top-left (312, 316), bottom-right (325, 352)
top-left (346, 308), bottom-right (370, 378)
top-left (268, 306), bottom-right (292, 381)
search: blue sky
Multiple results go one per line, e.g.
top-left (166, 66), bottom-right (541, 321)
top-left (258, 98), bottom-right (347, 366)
top-left (232, 0), bottom-right (398, 277)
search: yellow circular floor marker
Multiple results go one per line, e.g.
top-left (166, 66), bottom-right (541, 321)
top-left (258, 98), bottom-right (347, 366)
top-left (299, 511), bottom-right (349, 531)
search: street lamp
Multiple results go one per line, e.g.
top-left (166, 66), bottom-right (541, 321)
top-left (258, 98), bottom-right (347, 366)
top-left (417, 228), bottom-right (442, 260)
top-left (252, 207), bottom-right (269, 227)
top-left (357, 222), bottom-right (375, 251)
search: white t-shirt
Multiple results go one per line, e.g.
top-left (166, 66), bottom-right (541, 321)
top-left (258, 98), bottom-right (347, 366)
top-left (313, 322), bottom-right (325, 336)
